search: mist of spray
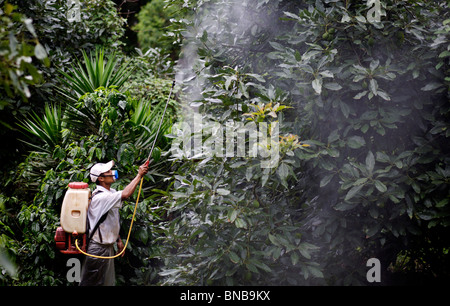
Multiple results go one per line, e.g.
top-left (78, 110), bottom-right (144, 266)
top-left (166, 0), bottom-right (450, 285)
top-left (171, 0), bottom-right (285, 167)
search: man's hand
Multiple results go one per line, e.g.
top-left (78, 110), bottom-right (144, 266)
top-left (121, 161), bottom-right (150, 200)
top-left (117, 238), bottom-right (125, 257)
top-left (138, 161), bottom-right (149, 177)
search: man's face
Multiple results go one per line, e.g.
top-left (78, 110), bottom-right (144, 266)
top-left (98, 170), bottom-right (115, 185)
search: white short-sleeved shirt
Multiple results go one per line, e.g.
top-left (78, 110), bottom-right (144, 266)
top-left (88, 185), bottom-right (123, 244)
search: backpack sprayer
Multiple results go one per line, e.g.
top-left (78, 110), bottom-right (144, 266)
top-left (54, 80), bottom-right (175, 259)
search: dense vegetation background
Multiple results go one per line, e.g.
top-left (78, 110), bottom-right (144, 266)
top-left (0, 0), bottom-right (448, 285)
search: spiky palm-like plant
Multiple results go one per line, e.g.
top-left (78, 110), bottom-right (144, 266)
top-left (128, 97), bottom-right (172, 150)
top-left (57, 48), bottom-right (133, 138)
top-left (19, 104), bottom-right (65, 154)
top-left (57, 48), bottom-right (132, 103)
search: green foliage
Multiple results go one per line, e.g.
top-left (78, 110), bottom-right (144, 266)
top-left (2, 0), bottom-right (126, 106)
top-left (159, 98), bottom-right (319, 284)
top-left (57, 48), bottom-right (132, 103)
top-left (6, 79), bottom-right (177, 285)
top-left (122, 60), bottom-right (179, 118)
top-left (0, 0), bottom-right (170, 285)
top-left (1, 0), bottom-right (449, 286)
top-left (134, 0), bottom-right (180, 60)
top-left (269, 0), bottom-right (450, 284)
top-left (14, 0), bottom-right (126, 67)
top-left (157, 0), bottom-right (324, 284)
top-left (0, 0), bottom-right (126, 174)
top-left (0, 1), bottom-right (48, 106)
top-left (160, 0), bottom-right (449, 285)
top-left (19, 104), bottom-right (64, 153)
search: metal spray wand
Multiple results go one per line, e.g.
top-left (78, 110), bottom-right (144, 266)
top-left (145, 80), bottom-right (176, 166)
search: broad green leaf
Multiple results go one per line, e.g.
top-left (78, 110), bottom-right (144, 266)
top-left (323, 82), bottom-right (342, 90)
top-left (298, 243), bottom-right (315, 259)
top-left (171, 192), bottom-right (187, 199)
top-left (369, 79), bottom-right (378, 95)
top-left (34, 43), bottom-right (47, 60)
top-left (355, 15), bottom-right (367, 23)
top-left (228, 252), bottom-right (240, 263)
top-left (246, 262), bottom-right (259, 273)
top-left (436, 199), bottom-right (448, 208)
top-left (340, 102), bottom-right (350, 118)
top-left (307, 265), bottom-right (324, 278)
top-left (374, 180), bottom-right (387, 192)
top-left (347, 136), bottom-right (366, 149)
top-left (216, 188), bottom-right (230, 195)
top-left (341, 13), bottom-right (351, 22)
top-left (319, 70), bottom-right (333, 78)
top-left (353, 177), bottom-right (368, 186)
top-left (312, 78), bottom-right (322, 94)
top-left (370, 59), bottom-right (380, 71)
top-left (235, 218), bottom-right (247, 229)
top-left (376, 151), bottom-right (390, 163)
top-left (335, 202), bottom-right (359, 211)
top-left (345, 184), bottom-right (364, 201)
top-left (228, 209), bottom-right (238, 223)
top-left (262, 173), bottom-right (269, 187)
top-left (291, 252), bottom-right (299, 265)
top-left (24, 19), bottom-right (37, 38)
top-left (421, 82), bottom-right (443, 91)
top-left (277, 163), bottom-right (289, 181)
top-left (366, 151), bottom-right (375, 173)
top-left (253, 260), bottom-right (271, 272)
top-left (320, 174), bottom-right (334, 187)
top-left (377, 90), bottom-right (391, 101)
top-left (268, 234), bottom-right (280, 246)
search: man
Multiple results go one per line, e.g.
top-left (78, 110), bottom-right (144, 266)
top-left (79, 160), bottom-right (149, 286)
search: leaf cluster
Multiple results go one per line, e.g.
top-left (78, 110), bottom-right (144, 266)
top-left (273, 0), bottom-right (450, 284)
top-left (161, 0), bottom-right (450, 285)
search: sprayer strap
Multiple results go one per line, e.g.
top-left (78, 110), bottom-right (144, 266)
top-left (88, 190), bottom-right (107, 243)
top-left (89, 213), bottom-right (107, 243)
top-left (89, 189), bottom-right (103, 200)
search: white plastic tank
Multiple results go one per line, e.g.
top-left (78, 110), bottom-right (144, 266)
top-left (60, 182), bottom-right (90, 234)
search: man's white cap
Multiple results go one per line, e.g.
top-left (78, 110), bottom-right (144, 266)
top-left (90, 160), bottom-right (114, 182)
